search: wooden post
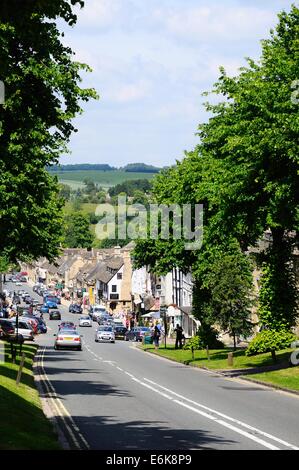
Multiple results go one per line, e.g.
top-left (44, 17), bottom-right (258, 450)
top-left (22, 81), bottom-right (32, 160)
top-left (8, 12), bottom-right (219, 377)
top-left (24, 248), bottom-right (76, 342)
top-left (227, 352), bottom-right (234, 367)
top-left (16, 353), bottom-right (25, 385)
top-left (191, 346), bottom-right (194, 360)
top-left (206, 345), bottom-right (210, 361)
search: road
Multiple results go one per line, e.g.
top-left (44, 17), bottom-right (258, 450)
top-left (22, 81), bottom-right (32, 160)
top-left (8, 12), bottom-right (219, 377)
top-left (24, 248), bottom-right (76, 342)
top-left (8, 282), bottom-right (299, 450)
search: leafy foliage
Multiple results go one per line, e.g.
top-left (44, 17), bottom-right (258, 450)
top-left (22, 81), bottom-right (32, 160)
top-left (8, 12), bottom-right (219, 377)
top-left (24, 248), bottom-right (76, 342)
top-left (0, 0), bottom-right (97, 262)
top-left (63, 213), bottom-right (94, 249)
top-left (183, 335), bottom-right (204, 350)
top-left (246, 329), bottom-right (296, 356)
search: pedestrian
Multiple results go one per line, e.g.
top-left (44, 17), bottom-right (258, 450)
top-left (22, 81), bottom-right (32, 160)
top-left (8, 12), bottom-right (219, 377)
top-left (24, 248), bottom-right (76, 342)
top-left (174, 324), bottom-right (184, 349)
top-left (152, 325), bottom-right (161, 350)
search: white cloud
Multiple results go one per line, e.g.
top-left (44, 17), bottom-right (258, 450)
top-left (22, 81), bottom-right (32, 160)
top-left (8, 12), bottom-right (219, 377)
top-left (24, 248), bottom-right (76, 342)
top-left (107, 80), bottom-right (151, 103)
top-left (76, 0), bottom-right (122, 27)
top-left (155, 5), bottom-right (276, 42)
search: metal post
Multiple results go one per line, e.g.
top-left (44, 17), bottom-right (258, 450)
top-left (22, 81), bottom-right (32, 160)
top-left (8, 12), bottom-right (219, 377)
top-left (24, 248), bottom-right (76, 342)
top-left (16, 353), bottom-right (25, 385)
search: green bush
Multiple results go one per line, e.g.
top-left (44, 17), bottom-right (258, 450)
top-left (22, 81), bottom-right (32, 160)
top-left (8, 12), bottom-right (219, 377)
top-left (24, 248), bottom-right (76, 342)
top-left (246, 329), bottom-right (296, 357)
top-left (183, 335), bottom-right (204, 350)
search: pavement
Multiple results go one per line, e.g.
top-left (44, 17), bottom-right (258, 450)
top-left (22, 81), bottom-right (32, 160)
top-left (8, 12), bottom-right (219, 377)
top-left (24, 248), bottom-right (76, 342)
top-left (6, 281), bottom-right (299, 451)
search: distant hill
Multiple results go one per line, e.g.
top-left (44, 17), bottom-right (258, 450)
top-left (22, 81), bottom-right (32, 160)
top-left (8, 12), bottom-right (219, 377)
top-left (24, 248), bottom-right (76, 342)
top-left (49, 164), bottom-right (116, 172)
top-left (48, 163), bottom-right (162, 173)
top-left (121, 163), bottom-right (161, 173)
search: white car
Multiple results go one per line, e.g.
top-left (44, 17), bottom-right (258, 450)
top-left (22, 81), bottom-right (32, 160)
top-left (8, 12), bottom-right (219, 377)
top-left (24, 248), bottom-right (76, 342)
top-left (95, 326), bottom-right (115, 343)
top-left (79, 316), bottom-right (92, 327)
top-left (9, 319), bottom-right (34, 341)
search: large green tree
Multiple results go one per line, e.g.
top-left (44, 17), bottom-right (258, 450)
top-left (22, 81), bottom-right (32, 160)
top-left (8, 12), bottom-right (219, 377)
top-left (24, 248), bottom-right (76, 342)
top-left (134, 5), bottom-right (299, 333)
top-left (63, 213), bottom-right (94, 249)
top-left (0, 0), bottom-right (97, 262)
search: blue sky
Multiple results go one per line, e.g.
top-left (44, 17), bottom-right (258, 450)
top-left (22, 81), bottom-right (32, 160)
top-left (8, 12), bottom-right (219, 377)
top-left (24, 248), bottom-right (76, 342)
top-left (59, 0), bottom-right (295, 167)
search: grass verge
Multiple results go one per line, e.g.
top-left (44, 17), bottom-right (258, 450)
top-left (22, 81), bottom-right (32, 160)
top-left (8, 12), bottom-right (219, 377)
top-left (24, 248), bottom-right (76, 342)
top-left (141, 343), bottom-right (293, 370)
top-left (0, 341), bottom-right (61, 450)
top-left (245, 368), bottom-right (299, 392)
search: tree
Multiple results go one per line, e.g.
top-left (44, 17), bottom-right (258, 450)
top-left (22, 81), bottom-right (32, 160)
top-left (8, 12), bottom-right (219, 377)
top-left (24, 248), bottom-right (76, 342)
top-left (246, 329), bottom-right (295, 363)
top-left (203, 250), bottom-right (255, 349)
top-left (134, 5), bottom-right (299, 334)
top-left (59, 183), bottom-right (71, 202)
top-left (64, 213), bottom-right (94, 249)
top-left (0, 0), bottom-right (97, 262)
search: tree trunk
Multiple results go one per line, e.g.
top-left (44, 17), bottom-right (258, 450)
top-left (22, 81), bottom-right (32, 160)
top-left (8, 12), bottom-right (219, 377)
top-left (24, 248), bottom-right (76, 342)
top-left (232, 330), bottom-right (237, 351)
top-left (271, 350), bottom-right (277, 363)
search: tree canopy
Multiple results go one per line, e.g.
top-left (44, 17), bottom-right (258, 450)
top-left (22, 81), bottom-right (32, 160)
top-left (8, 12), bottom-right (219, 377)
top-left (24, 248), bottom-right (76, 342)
top-left (0, 0), bottom-right (97, 262)
top-left (133, 5), bottom-right (299, 334)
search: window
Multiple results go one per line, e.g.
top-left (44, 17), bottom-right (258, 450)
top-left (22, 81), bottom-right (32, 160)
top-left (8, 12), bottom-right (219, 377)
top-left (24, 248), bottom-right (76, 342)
top-left (111, 285), bottom-right (117, 293)
top-left (117, 273), bottom-right (122, 280)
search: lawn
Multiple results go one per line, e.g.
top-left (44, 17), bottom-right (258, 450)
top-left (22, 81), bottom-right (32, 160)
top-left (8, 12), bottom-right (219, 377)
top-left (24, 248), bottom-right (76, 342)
top-left (63, 202), bottom-right (98, 216)
top-left (142, 343), bottom-right (293, 370)
top-left (246, 368), bottom-right (299, 391)
top-left (0, 341), bottom-right (61, 450)
top-left (54, 170), bottom-right (155, 189)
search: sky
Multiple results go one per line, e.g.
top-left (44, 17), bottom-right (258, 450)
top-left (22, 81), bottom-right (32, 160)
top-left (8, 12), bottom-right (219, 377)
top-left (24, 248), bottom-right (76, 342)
top-left (59, 0), bottom-right (296, 168)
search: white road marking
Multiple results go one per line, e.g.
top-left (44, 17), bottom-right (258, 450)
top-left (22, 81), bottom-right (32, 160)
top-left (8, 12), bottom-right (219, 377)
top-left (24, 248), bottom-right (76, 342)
top-left (144, 378), bottom-right (299, 451)
top-left (72, 334), bottom-right (298, 450)
top-left (38, 346), bottom-right (90, 449)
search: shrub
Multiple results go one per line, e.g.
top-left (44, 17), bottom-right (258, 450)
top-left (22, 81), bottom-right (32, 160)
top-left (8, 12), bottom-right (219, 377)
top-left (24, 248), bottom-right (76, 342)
top-left (183, 335), bottom-right (204, 350)
top-left (246, 329), bottom-right (296, 362)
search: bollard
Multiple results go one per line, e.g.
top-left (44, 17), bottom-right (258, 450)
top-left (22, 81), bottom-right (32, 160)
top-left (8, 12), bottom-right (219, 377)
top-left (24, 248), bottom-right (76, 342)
top-left (206, 345), bottom-right (210, 361)
top-left (16, 353), bottom-right (26, 385)
top-left (227, 352), bottom-right (234, 367)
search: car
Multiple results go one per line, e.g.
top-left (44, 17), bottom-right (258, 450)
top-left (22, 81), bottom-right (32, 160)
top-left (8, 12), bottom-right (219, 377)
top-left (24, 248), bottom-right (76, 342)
top-left (58, 322), bottom-right (76, 330)
top-left (69, 304), bottom-right (83, 314)
top-left (36, 319), bottom-right (47, 334)
top-left (24, 296), bottom-right (34, 305)
top-left (79, 316), bottom-right (92, 327)
top-left (0, 319), bottom-right (15, 338)
top-left (49, 310), bottom-right (61, 320)
top-left (40, 305), bottom-right (50, 313)
top-left (15, 281), bottom-right (23, 286)
top-left (9, 319), bottom-right (34, 341)
top-left (125, 327), bottom-right (152, 342)
top-left (54, 330), bottom-right (82, 351)
top-left (95, 326), bottom-right (115, 343)
top-left (20, 316), bottom-right (39, 334)
top-left (114, 326), bottom-right (128, 340)
top-left (97, 314), bottom-right (113, 326)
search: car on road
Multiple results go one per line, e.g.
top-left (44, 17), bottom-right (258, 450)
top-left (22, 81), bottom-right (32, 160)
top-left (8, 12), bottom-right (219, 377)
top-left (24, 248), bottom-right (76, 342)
top-left (125, 327), bottom-right (152, 342)
top-left (114, 326), bottom-right (128, 340)
top-left (9, 319), bottom-right (34, 341)
top-left (0, 319), bottom-right (15, 338)
top-left (58, 322), bottom-right (76, 330)
top-left (95, 325), bottom-right (115, 343)
top-left (40, 305), bottom-right (50, 313)
top-left (79, 316), bottom-right (92, 327)
top-left (20, 315), bottom-right (39, 334)
top-left (49, 310), bottom-right (61, 320)
top-left (36, 319), bottom-right (47, 334)
top-left (54, 330), bottom-right (82, 351)
top-left (69, 304), bottom-right (83, 314)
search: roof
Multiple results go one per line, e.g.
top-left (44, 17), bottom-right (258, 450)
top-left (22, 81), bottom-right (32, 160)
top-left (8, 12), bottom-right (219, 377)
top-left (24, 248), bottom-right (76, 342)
top-left (74, 261), bottom-right (98, 282)
top-left (85, 257), bottom-right (124, 284)
top-left (57, 256), bottom-right (78, 275)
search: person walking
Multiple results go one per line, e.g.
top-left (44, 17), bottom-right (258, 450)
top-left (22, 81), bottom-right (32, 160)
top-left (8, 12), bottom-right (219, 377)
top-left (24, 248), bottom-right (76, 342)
top-left (152, 325), bottom-right (161, 350)
top-left (174, 324), bottom-right (184, 349)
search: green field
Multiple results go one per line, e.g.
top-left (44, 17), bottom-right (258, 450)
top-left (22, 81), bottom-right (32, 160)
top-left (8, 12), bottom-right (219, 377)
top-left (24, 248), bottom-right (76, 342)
top-left (53, 170), bottom-right (156, 189)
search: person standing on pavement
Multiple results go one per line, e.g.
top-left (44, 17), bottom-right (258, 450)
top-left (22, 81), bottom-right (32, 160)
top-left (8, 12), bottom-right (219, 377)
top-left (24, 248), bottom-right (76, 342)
top-left (152, 325), bottom-right (161, 350)
top-left (174, 324), bottom-right (184, 349)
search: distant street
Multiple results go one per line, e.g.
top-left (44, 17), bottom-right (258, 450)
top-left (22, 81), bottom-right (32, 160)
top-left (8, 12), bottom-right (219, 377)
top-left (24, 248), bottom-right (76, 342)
top-left (10, 282), bottom-right (299, 451)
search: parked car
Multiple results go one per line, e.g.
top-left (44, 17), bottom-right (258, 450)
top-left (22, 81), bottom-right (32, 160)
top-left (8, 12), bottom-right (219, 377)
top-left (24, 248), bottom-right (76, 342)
top-left (0, 319), bottom-right (15, 338)
top-left (114, 326), bottom-right (128, 340)
top-left (9, 319), bottom-right (34, 341)
top-left (125, 327), bottom-right (152, 342)
top-left (20, 315), bottom-right (39, 334)
top-left (49, 310), bottom-right (61, 320)
top-left (54, 330), bottom-right (82, 351)
top-left (36, 319), bottom-right (47, 334)
top-left (69, 304), bottom-right (83, 314)
top-left (24, 296), bottom-right (34, 305)
top-left (79, 316), bottom-right (92, 327)
top-left (95, 326), bottom-right (115, 343)
top-left (40, 305), bottom-right (50, 314)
